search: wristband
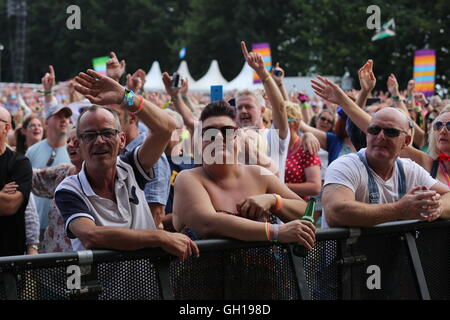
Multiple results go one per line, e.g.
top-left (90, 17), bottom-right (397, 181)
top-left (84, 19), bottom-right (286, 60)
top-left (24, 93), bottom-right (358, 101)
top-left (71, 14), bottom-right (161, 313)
top-left (272, 224), bottom-right (279, 243)
top-left (264, 222), bottom-right (272, 241)
top-left (272, 194), bottom-right (283, 212)
top-left (123, 89), bottom-right (135, 107)
top-left (262, 74), bottom-right (271, 83)
top-left (44, 91), bottom-right (52, 96)
top-left (162, 101), bottom-right (174, 109)
top-left (301, 103), bottom-right (310, 109)
top-left (392, 95), bottom-right (399, 101)
top-left (131, 95), bottom-right (144, 114)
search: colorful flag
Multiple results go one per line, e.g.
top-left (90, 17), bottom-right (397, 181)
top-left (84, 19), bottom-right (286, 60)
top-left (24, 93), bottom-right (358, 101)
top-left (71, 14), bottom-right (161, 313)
top-left (92, 56), bottom-right (109, 76)
top-left (179, 47), bottom-right (187, 59)
top-left (252, 43), bottom-right (272, 84)
top-left (371, 18), bottom-right (395, 41)
top-left (413, 49), bottom-right (436, 97)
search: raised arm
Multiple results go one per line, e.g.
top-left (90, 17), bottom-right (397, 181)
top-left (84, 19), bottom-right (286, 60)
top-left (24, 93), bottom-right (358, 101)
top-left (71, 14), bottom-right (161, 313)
top-left (355, 59), bottom-right (376, 109)
top-left (311, 76), bottom-right (372, 134)
top-left (41, 65), bottom-right (57, 106)
top-left (162, 73), bottom-right (196, 137)
top-left (271, 62), bottom-right (289, 101)
top-left (74, 69), bottom-right (176, 172)
top-left (106, 51), bottom-right (126, 83)
top-left (241, 41), bottom-right (288, 139)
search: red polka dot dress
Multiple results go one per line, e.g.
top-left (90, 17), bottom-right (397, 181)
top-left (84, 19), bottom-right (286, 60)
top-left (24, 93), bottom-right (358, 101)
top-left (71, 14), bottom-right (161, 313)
top-left (285, 137), bottom-right (321, 185)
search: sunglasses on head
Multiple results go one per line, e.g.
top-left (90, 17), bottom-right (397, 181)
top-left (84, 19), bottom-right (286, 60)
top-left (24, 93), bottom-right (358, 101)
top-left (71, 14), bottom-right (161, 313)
top-left (432, 121), bottom-right (450, 131)
top-left (367, 125), bottom-right (408, 138)
top-left (319, 116), bottom-right (333, 125)
top-left (201, 126), bottom-right (238, 141)
top-left (46, 149), bottom-right (57, 167)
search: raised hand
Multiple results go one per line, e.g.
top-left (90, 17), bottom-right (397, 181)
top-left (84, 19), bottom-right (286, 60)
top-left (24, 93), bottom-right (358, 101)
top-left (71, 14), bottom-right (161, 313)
top-left (74, 69), bottom-right (125, 105)
top-left (358, 59), bottom-right (376, 92)
top-left (42, 65), bottom-right (55, 92)
top-left (126, 69), bottom-right (146, 93)
top-left (387, 74), bottom-right (400, 97)
top-left (311, 76), bottom-right (347, 105)
top-left (407, 79), bottom-right (415, 96)
top-left (271, 62), bottom-right (285, 85)
top-left (162, 72), bottom-right (181, 98)
top-left (241, 41), bottom-right (266, 76)
top-left (179, 78), bottom-right (189, 96)
top-left (106, 51), bottom-right (126, 81)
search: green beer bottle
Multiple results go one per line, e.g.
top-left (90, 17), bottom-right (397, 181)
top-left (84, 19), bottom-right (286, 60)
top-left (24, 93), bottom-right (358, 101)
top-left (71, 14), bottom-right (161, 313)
top-left (293, 198), bottom-right (316, 257)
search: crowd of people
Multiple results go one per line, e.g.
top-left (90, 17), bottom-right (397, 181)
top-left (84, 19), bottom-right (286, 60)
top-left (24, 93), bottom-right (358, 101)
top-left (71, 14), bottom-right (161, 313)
top-left (1, 41), bottom-right (450, 261)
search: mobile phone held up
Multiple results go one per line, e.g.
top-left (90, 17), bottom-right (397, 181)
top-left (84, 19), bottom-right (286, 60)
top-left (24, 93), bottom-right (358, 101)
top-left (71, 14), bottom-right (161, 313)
top-left (210, 85), bottom-right (223, 102)
top-left (271, 65), bottom-right (282, 77)
top-left (172, 72), bottom-right (181, 89)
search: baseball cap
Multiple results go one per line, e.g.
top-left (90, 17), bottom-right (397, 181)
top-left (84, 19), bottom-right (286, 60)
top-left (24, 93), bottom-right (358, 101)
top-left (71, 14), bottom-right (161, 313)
top-left (45, 104), bottom-right (73, 120)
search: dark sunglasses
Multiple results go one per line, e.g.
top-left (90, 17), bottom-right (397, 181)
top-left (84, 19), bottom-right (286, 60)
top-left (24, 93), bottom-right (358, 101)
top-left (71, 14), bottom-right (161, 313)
top-left (201, 126), bottom-right (238, 141)
top-left (78, 129), bottom-right (120, 143)
top-left (46, 149), bottom-right (57, 167)
top-left (319, 116), bottom-right (333, 125)
top-left (432, 121), bottom-right (450, 131)
top-left (367, 125), bottom-right (408, 138)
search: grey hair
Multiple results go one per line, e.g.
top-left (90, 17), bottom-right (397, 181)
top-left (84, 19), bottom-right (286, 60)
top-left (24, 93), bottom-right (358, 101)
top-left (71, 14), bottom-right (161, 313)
top-left (235, 89), bottom-right (265, 108)
top-left (76, 105), bottom-right (121, 137)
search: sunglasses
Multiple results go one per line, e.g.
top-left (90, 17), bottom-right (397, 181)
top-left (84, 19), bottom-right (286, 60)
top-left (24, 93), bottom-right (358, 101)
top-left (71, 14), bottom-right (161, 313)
top-left (201, 126), bottom-right (238, 142)
top-left (319, 116), bottom-right (333, 125)
top-left (46, 149), bottom-right (57, 167)
top-left (367, 125), bottom-right (408, 138)
top-left (432, 121), bottom-right (450, 132)
top-left (78, 129), bottom-right (120, 143)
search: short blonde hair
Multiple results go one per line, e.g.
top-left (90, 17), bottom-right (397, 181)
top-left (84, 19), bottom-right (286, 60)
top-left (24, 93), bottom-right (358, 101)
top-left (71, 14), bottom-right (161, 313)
top-left (285, 102), bottom-right (302, 122)
top-left (236, 89), bottom-right (265, 108)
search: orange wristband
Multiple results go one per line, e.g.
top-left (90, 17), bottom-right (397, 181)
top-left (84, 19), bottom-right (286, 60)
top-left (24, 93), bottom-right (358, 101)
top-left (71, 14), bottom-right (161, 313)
top-left (131, 95), bottom-right (144, 114)
top-left (272, 194), bottom-right (283, 212)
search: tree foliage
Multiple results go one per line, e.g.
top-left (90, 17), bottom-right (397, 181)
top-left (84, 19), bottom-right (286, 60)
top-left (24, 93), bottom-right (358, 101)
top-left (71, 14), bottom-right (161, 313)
top-left (0, 0), bottom-right (448, 91)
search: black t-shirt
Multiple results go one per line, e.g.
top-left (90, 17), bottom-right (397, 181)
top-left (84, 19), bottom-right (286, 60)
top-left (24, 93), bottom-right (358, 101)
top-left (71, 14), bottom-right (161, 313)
top-left (0, 147), bottom-right (32, 256)
top-left (165, 155), bottom-right (196, 214)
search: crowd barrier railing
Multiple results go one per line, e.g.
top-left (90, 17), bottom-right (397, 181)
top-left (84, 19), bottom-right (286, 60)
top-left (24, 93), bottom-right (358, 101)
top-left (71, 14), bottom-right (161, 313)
top-left (1, 219), bottom-right (449, 300)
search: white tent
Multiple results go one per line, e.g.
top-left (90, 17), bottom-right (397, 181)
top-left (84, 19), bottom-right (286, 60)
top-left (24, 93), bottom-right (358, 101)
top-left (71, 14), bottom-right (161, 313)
top-left (176, 60), bottom-right (196, 85)
top-left (224, 62), bottom-right (262, 92)
top-left (144, 61), bottom-right (165, 92)
top-left (190, 60), bottom-right (228, 92)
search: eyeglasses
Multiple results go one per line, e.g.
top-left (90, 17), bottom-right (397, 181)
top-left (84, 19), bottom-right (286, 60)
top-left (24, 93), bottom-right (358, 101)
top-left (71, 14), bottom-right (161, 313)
top-left (319, 116), bottom-right (333, 125)
top-left (78, 129), bottom-right (120, 143)
top-left (367, 125), bottom-right (408, 138)
top-left (27, 123), bottom-right (42, 129)
top-left (433, 121), bottom-right (450, 132)
top-left (201, 126), bottom-right (238, 142)
top-left (46, 149), bottom-right (57, 167)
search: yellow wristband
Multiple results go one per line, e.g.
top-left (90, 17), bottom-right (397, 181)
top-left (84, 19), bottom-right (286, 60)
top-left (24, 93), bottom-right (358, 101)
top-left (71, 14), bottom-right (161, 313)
top-left (262, 74), bottom-right (271, 83)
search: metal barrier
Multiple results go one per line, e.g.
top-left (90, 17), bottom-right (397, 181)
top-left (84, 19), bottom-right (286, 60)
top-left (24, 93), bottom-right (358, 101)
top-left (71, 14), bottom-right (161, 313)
top-left (1, 219), bottom-right (449, 300)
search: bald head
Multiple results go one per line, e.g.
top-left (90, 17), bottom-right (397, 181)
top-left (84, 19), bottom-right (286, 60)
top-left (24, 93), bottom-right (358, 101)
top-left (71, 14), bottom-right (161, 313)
top-left (372, 107), bottom-right (411, 132)
top-left (0, 106), bottom-right (11, 124)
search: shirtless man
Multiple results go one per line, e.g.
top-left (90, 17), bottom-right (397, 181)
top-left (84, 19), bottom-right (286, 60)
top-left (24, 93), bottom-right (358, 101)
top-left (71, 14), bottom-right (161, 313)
top-left (173, 101), bottom-right (316, 249)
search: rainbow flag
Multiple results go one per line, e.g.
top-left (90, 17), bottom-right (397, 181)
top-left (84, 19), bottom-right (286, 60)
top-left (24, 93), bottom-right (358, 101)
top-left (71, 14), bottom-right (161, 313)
top-left (252, 43), bottom-right (272, 84)
top-left (413, 49), bottom-right (436, 97)
top-left (92, 56), bottom-right (109, 76)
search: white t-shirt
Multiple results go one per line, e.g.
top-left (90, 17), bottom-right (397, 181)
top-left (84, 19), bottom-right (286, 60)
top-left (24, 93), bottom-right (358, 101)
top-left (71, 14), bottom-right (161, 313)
top-left (261, 125), bottom-right (290, 182)
top-left (322, 148), bottom-right (439, 228)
